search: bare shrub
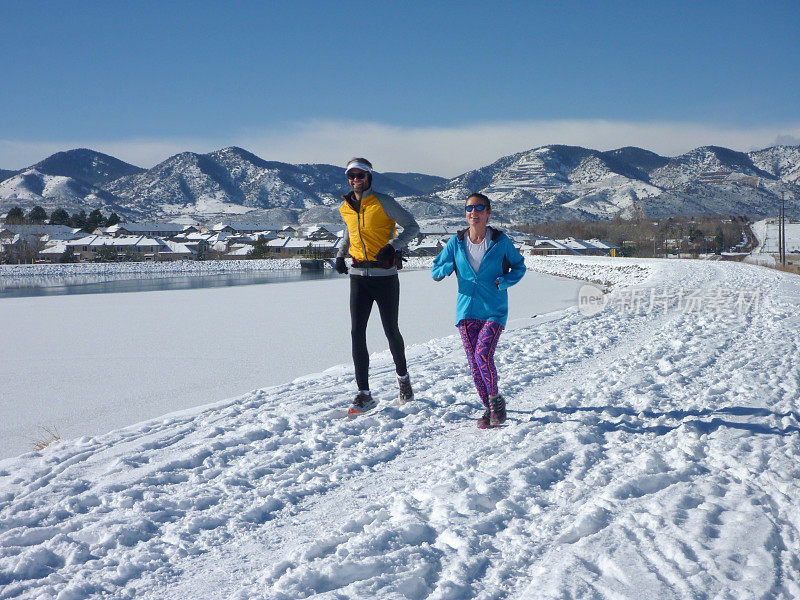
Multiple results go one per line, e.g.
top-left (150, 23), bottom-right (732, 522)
top-left (31, 426), bottom-right (61, 452)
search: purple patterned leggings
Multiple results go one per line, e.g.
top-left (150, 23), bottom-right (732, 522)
top-left (458, 319), bottom-right (504, 408)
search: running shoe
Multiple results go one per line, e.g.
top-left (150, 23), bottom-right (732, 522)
top-left (489, 395), bottom-right (506, 427)
top-left (348, 392), bottom-right (377, 415)
top-left (398, 375), bottom-right (414, 403)
top-left (477, 408), bottom-right (491, 429)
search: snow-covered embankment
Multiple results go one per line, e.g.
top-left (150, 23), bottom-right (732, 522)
top-left (1, 256), bottom-right (800, 599)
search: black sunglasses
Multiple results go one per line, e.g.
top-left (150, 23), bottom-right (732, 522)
top-left (465, 204), bottom-right (487, 212)
top-left (348, 172), bottom-right (367, 180)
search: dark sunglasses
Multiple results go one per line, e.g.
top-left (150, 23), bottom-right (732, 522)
top-left (348, 172), bottom-right (367, 180)
top-left (465, 204), bottom-right (487, 212)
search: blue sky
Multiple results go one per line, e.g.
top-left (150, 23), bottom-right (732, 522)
top-left (1, 0), bottom-right (798, 176)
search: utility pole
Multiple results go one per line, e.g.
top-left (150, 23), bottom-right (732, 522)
top-left (782, 191), bottom-right (787, 266)
top-left (778, 194), bottom-right (783, 265)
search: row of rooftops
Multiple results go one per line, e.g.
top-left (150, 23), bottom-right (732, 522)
top-left (525, 235), bottom-right (619, 252)
top-left (37, 235), bottom-right (197, 258)
top-left (2, 219), bottom-right (619, 260)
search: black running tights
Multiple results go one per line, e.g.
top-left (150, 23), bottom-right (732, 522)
top-left (350, 274), bottom-right (408, 391)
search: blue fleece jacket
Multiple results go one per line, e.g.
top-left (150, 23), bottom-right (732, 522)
top-left (431, 227), bottom-right (526, 326)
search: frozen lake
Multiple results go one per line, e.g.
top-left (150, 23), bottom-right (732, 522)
top-left (0, 269), bottom-right (585, 459)
top-left (0, 266), bottom-right (337, 298)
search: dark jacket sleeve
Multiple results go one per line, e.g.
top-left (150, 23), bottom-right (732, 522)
top-left (496, 236), bottom-right (526, 291)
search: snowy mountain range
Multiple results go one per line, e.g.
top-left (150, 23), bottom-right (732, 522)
top-left (31, 148), bottom-right (146, 186)
top-left (1, 145), bottom-right (798, 222)
top-left (0, 169), bottom-right (124, 216)
top-left (412, 145), bottom-right (800, 222)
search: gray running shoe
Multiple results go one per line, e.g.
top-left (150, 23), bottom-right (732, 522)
top-left (489, 395), bottom-right (506, 427)
top-left (398, 375), bottom-right (414, 403)
top-left (477, 409), bottom-right (491, 429)
top-left (348, 392), bottom-right (377, 415)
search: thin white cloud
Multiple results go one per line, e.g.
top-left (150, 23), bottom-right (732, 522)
top-left (3, 120), bottom-right (800, 178)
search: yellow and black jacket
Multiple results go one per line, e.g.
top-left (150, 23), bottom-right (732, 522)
top-left (338, 189), bottom-right (419, 276)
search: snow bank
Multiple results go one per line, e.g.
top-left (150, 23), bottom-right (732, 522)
top-left (407, 255), bottom-right (655, 289)
top-left (523, 255), bottom-right (654, 288)
top-left (745, 254), bottom-right (777, 266)
top-left (0, 258), bottom-right (301, 278)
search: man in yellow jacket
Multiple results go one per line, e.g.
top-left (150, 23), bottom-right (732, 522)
top-left (335, 157), bottom-right (420, 415)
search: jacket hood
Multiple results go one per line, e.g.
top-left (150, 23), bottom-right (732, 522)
top-left (457, 226), bottom-right (504, 242)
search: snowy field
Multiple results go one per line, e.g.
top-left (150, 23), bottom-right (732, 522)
top-left (2, 257), bottom-right (800, 599)
top-left (751, 219), bottom-right (800, 254)
top-left (0, 266), bottom-right (584, 459)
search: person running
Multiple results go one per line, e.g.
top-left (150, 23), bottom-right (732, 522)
top-left (431, 193), bottom-right (526, 428)
top-left (335, 157), bottom-right (420, 415)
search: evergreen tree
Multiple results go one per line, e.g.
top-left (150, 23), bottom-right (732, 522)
top-left (5, 206), bottom-right (25, 224)
top-left (58, 246), bottom-right (76, 263)
top-left (95, 245), bottom-right (118, 262)
top-left (249, 236), bottom-right (270, 259)
top-left (106, 212), bottom-right (121, 226)
top-left (49, 208), bottom-right (71, 226)
top-left (70, 210), bottom-right (87, 230)
top-left (85, 209), bottom-right (106, 232)
top-left (28, 205), bottom-right (48, 224)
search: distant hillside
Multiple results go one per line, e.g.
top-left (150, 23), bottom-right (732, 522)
top-left (0, 169), bottom-right (128, 216)
top-left (1, 144), bottom-right (798, 223)
top-left (600, 147), bottom-right (669, 178)
top-left (382, 172), bottom-right (448, 194)
top-left (104, 147), bottom-right (423, 220)
top-left (31, 148), bottom-right (145, 186)
top-left (418, 144), bottom-right (800, 222)
top-left (0, 169), bottom-right (17, 183)
top-left (750, 145), bottom-right (800, 184)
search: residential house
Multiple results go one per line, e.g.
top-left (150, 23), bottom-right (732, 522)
top-left (406, 234), bottom-right (450, 256)
top-left (221, 244), bottom-right (254, 259)
top-left (105, 222), bottom-right (186, 238)
top-left (262, 236), bottom-right (341, 258)
top-left (38, 240), bottom-right (70, 262)
top-left (1, 224), bottom-right (84, 262)
top-left (527, 236), bottom-right (618, 256)
top-left (1, 224), bottom-right (83, 240)
top-left (302, 224), bottom-right (344, 241)
top-left (529, 238), bottom-right (572, 256)
top-left (211, 221), bottom-right (284, 235)
top-left (65, 235), bottom-right (195, 261)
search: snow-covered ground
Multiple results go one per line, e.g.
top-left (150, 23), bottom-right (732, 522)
top-left (0, 267), bottom-right (584, 459)
top-left (751, 219), bottom-right (800, 254)
top-left (2, 257), bottom-right (800, 599)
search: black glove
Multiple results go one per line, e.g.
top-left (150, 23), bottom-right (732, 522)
top-left (335, 256), bottom-right (348, 274)
top-left (375, 244), bottom-right (396, 267)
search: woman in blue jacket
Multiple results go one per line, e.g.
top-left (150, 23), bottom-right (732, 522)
top-left (431, 193), bottom-right (526, 428)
